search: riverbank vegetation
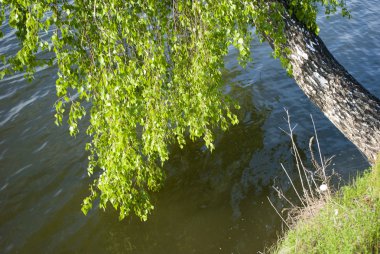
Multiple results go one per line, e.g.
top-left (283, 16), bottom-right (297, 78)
top-left (271, 158), bottom-right (380, 253)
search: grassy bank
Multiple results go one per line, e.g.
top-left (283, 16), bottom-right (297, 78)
top-left (272, 160), bottom-right (380, 253)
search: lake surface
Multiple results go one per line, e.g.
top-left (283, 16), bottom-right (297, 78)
top-left (1, 1), bottom-right (379, 253)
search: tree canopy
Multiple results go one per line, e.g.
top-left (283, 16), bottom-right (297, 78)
top-left (0, 0), bottom-right (349, 220)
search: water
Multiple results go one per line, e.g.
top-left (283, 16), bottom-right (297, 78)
top-left (1, 1), bottom-right (379, 253)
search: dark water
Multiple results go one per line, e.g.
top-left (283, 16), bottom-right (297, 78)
top-left (1, 1), bottom-right (379, 253)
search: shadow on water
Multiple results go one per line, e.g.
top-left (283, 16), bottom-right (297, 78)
top-left (75, 88), bottom-right (277, 253)
top-left (60, 85), bottom-right (328, 254)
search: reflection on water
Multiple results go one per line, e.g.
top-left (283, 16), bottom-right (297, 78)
top-left (1, 0), bottom-right (379, 253)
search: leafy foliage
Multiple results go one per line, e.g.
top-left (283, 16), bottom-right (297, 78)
top-left (287, 0), bottom-right (350, 34)
top-left (0, 0), bottom-right (348, 220)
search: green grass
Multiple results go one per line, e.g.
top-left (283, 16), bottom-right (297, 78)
top-left (272, 160), bottom-right (380, 254)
